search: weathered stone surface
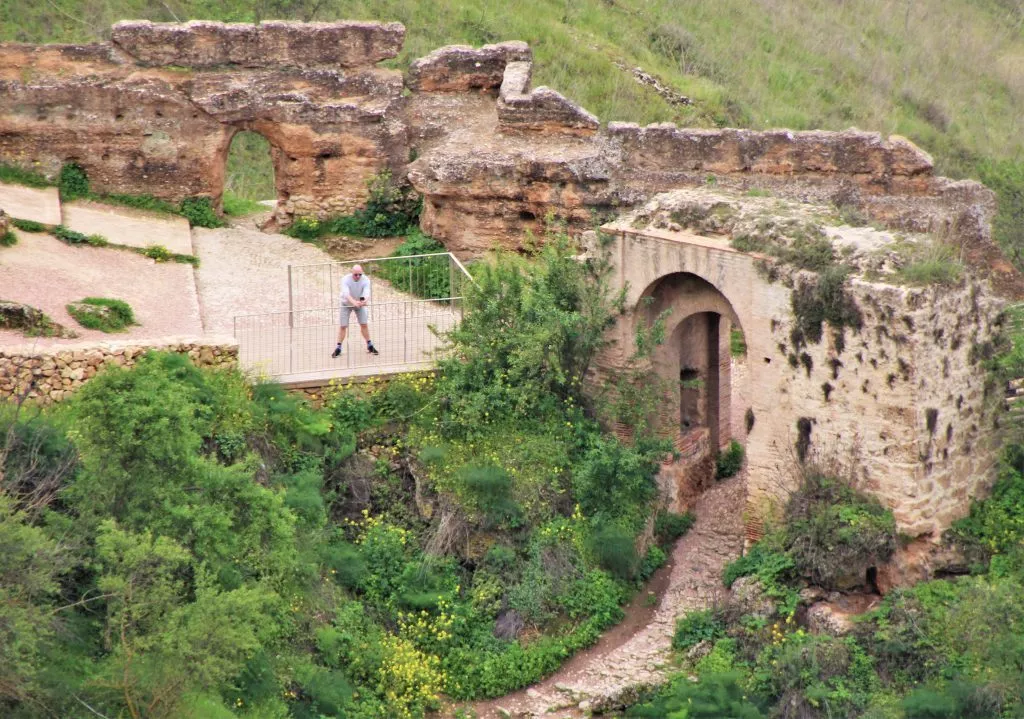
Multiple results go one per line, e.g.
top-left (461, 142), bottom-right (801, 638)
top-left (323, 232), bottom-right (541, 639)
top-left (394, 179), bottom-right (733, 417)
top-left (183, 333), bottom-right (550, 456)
top-left (0, 337), bottom-right (238, 404)
top-left (111, 20), bottom-right (405, 69)
top-left (0, 209), bottom-right (8, 236)
top-left (497, 61), bottom-right (599, 135)
top-left (728, 576), bottom-right (776, 620)
top-left (408, 41), bottom-right (531, 92)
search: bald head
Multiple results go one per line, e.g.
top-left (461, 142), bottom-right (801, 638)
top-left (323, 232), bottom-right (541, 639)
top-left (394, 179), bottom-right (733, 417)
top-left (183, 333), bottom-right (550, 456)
top-left (351, 264), bottom-right (364, 277)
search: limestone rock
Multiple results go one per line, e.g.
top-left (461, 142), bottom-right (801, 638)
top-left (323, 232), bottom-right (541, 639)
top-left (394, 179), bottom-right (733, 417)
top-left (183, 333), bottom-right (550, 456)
top-left (728, 576), bottom-right (776, 620)
top-left (497, 60), bottom-right (599, 136)
top-left (111, 20), bottom-right (405, 69)
top-left (408, 41), bottom-right (531, 92)
top-left (0, 209), bottom-right (9, 236)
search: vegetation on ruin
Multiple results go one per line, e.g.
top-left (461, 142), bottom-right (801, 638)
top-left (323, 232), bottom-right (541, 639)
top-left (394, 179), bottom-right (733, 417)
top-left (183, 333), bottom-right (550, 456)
top-left (10, 219), bottom-right (46, 233)
top-left (66, 297), bottom-right (136, 332)
top-left (0, 301), bottom-right (73, 338)
top-left (628, 450), bottom-right (1024, 719)
top-left (0, 229), bottom-right (16, 247)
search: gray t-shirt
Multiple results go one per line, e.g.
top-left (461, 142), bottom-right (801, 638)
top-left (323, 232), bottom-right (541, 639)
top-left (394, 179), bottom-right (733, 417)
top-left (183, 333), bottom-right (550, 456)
top-left (340, 273), bottom-right (370, 307)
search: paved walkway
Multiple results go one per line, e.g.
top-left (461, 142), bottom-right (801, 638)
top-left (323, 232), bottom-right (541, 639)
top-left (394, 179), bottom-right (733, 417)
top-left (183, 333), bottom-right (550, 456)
top-left (63, 200), bottom-right (193, 254)
top-left (471, 473), bottom-right (746, 718)
top-left (0, 182), bottom-right (61, 224)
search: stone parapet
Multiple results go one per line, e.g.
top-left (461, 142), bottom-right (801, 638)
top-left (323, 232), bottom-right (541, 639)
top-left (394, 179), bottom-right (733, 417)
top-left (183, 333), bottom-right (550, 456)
top-left (0, 336), bottom-right (238, 404)
top-left (408, 41), bottom-right (531, 92)
top-left (110, 20), bottom-right (405, 69)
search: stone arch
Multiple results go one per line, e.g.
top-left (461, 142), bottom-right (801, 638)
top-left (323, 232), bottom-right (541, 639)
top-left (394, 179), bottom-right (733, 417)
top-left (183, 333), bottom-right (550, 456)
top-left (639, 271), bottom-right (746, 451)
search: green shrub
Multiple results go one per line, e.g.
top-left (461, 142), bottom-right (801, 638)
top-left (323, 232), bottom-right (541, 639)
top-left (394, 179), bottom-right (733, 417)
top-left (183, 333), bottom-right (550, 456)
top-left (0, 230), bottom-right (15, 247)
top-left (373, 231), bottom-right (452, 299)
top-left (57, 162), bottom-right (89, 201)
top-left (178, 196), bottom-right (224, 228)
top-left (588, 522), bottom-right (639, 581)
top-left (951, 445), bottom-right (1024, 562)
top-left (783, 471), bottom-right (897, 589)
top-left (715, 439), bottom-right (745, 479)
top-left (978, 159), bottom-right (1024, 270)
top-left (143, 244), bottom-right (173, 262)
top-left (673, 609), bottom-right (725, 651)
top-left (654, 510), bottom-right (695, 545)
top-left (628, 672), bottom-right (765, 718)
top-left (284, 216), bottom-right (321, 241)
top-left (461, 464), bottom-right (522, 527)
top-left (53, 224), bottom-right (88, 245)
top-left (86, 233), bottom-right (108, 247)
top-left (65, 297), bottom-right (136, 332)
top-left (11, 218), bottom-right (46, 233)
top-left (722, 542), bottom-right (796, 590)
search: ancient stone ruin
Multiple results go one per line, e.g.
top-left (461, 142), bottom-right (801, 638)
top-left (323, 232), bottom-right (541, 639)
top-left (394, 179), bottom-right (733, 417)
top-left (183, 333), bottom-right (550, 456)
top-left (2, 19), bottom-right (1020, 559)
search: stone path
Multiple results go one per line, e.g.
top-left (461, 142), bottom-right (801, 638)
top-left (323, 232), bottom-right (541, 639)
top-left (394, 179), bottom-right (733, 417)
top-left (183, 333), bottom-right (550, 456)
top-left (63, 200), bottom-right (193, 254)
top-left (470, 473), bottom-right (746, 718)
top-left (0, 182), bottom-right (61, 225)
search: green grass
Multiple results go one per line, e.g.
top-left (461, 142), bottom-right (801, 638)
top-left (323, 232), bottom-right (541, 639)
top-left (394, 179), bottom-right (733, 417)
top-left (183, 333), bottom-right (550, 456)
top-left (225, 131), bottom-right (276, 203)
top-left (11, 218), bottom-right (47, 232)
top-left (1, 229), bottom-right (16, 247)
top-left (222, 191), bottom-right (267, 216)
top-left (0, 161), bottom-right (52, 188)
top-left (65, 296), bottom-right (136, 332)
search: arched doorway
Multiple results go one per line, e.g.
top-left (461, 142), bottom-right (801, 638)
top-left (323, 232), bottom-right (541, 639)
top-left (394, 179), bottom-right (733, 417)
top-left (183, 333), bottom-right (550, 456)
top-left (641, 272), bottom-right (744, 451)
top-left (221, 129), bottom-right (277, 215)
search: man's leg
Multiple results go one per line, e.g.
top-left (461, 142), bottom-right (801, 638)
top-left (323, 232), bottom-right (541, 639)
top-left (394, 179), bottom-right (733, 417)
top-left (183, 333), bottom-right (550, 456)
top-left (361, 323), bottom-right (379, 354)
top-left (333, 309), bottom-right (350, 357)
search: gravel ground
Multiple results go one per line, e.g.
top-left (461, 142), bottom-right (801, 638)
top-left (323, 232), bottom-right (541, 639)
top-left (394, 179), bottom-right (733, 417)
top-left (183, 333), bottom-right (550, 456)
top-left (0, 229), bottom-right (203, 347)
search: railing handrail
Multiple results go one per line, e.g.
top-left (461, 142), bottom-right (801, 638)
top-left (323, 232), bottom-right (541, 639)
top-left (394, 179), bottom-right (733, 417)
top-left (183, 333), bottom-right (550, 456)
top-left (233, 297), bottom-right (464, 322)
top-left (290, 251), bottom-right (468, 270)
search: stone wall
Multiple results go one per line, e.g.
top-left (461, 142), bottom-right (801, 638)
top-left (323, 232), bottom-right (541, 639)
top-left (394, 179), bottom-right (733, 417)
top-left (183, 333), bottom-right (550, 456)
top-left (0, 22), bottom-right (409, 225)
top-left (596, 192), bottom-right (1008, 542)
top-left (0, 336), bottom-right (237, 404)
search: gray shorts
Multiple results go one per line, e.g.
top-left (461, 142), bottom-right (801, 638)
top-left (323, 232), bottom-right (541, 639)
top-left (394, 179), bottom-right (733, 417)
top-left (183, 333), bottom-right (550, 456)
top-left (339, 304), bottom-right (369, 327)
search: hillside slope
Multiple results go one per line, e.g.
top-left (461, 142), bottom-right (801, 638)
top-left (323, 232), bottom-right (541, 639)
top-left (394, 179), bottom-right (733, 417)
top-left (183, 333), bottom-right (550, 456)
top-left (4, 0), bottom-right (1023, 260)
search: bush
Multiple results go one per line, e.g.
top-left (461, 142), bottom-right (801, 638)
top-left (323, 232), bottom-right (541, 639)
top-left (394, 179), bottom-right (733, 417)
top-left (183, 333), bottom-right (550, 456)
top-left (715, 439), bottom-right (745, 479)
top-left (53, 225), bottom-right (88, 245)
top-left (179, 196), bottom-right (224, 228)
top-left (628, 672), bottom-right (765, 718)
top-left (722, 541), bottom-right (796, 591)
top-left (11, 218), bottom-right (46, 233)
top-left (57, 162), bottom-right (89, 201)
top-left (86, 233), bottom-right (108, 247)
top-left (284, 216), bottom-right (321, 242)
top-left (783, 471), bottom-right (897, 589)
top-left (143, 244), bottom-right (173, 262)
top-left (374, 231), bottom-right (452, 299)
top-left (654, 510), bottom-right (695, 545)
top-left (0, 230), bottom-right (15, 247)
top-left (588, 522), bottom-right (639, 581)
top-left (461, 464), bottom-right (522, 527)
top-left (65, 297), bottom-right (136, 332)
top-left (673, 609), bottom-right (725, 651)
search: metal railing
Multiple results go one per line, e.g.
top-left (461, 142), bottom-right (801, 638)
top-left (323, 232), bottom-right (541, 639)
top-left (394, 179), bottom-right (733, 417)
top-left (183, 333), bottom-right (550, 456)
top-left (234, 253), bottom-right (472, 381)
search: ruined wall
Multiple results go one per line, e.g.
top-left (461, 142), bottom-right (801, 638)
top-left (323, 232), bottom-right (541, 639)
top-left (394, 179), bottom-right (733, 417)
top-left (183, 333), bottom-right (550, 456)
top-left (596, 220), bottom-right (1005, 541)
top-left (0, 336), bottom-right (238, 404)
top-left (0, 21), bottom-right (408, 224)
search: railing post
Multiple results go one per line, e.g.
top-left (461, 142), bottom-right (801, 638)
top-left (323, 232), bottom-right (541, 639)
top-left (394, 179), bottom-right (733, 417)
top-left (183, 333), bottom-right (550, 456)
top-left (287, 265), bottom-right (294, 329)
top-left (403, 301), bottom-right (408, 363)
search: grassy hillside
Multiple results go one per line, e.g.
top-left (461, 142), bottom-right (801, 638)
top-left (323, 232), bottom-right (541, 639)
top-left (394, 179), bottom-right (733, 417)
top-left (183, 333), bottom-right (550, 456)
top-left (4, 0), bottom-right (1024, 259)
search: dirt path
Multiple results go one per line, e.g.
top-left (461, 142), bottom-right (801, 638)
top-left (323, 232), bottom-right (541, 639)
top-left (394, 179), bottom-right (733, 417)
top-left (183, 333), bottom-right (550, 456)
top-left (466, 474), bottom-right (746, 718)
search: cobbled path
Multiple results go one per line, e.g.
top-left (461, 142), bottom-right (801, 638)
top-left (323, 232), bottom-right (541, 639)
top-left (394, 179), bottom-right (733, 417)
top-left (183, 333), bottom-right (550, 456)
top-left (473, 473), bottom-right (746, 718)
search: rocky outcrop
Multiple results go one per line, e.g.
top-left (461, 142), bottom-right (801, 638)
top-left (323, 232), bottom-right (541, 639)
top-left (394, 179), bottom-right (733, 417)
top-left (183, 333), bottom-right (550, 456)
top-left (0, 337), bottom-right (237, 404)
top-left (407, 41), bottom-right (531, 92)
top-left (110, 20), bottom-right (405, 68)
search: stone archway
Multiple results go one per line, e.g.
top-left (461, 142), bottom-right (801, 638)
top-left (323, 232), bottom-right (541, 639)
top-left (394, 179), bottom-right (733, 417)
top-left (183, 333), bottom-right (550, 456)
top-left (641, 271), bottom-right (744, 452)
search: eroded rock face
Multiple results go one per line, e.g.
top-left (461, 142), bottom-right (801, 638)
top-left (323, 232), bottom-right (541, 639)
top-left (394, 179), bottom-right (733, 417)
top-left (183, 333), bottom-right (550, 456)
top-left (407, 41), bottom-right (531, 92)
top-left (111, 20), bottom-right (405, 68)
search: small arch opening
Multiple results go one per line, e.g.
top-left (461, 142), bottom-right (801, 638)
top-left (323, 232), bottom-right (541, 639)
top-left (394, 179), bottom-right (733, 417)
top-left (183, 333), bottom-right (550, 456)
top-left (224, 130), bottom-right (276, 216)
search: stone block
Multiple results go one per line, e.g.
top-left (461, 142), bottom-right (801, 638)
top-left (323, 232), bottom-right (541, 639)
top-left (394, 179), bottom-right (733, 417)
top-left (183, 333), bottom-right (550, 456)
top-left (408, 41), bottom-right (531, 92)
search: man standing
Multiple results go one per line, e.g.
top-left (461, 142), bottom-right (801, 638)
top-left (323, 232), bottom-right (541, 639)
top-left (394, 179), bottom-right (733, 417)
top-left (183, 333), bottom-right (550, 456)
top-left (332, 264), bottom-right (379, 357)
